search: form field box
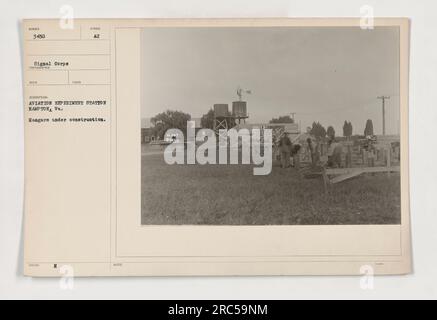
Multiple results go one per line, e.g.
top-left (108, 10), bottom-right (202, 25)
top-left (26, 40), bottom-right (110, 56)
top-left (69, 70), bottom-right (110, 85)
top-left (26, 70), bottom-right (68, 85)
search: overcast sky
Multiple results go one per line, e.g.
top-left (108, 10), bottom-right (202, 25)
top-left (141, 27), bottom-right (400, 135)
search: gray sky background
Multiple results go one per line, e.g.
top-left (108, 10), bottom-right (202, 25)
top-left (141, 27), bottom-right (400, 135)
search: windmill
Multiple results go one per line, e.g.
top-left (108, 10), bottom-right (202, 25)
top-left (236, 86), bottom-right (252, 101)
top-left (233, 86), bottom-right (251, 124)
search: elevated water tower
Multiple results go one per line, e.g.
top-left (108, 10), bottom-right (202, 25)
top-left (232, 87), bottom-right (250, 124)
top-left (213, 87), bottom-right (251, 135)
top-left (213, 103), bottom-right (231, 134)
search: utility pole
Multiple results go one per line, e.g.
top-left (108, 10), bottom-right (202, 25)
top-left (377, 96), bottom-right (390, 135)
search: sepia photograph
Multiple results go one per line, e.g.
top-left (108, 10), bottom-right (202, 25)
top-left (5, 0), bottom-right (435, 295)
top-left (140, 26), bottom-right (401, 226)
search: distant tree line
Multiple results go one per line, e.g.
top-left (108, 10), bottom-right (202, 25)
top-left (310, 122), bottom-right (327, 140)
top-left (269, 115), bottom-right (295, 124)
top-left (343, 121), bottom-right (353, 138)
top-left (151, 110), bottom-right (191, 140)
top-left (364, 119), bottom-right (374, 136)
top-left (327, 126), bottom-right (335, 139)
top-left (149, 108), bottom-right (375, 141)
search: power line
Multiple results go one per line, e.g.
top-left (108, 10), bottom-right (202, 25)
top-left (377, 96), bottom-right (390, 135)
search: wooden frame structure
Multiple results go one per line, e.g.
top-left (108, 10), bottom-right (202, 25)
top-left (300, 136), bottom-right (401, 192)
top-left (300, 165), bottom-right (401, 194)
top-left (325, 165), bottom-right (400, 183)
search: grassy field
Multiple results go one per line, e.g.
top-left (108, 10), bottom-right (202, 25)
top-left (141, 151), bottom-right (401, 225)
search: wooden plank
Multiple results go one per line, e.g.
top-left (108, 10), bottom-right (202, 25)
top-left (330, 170), bottom-right (363, 184)
top-left (326, 168), bottom-right (361, 175)
top-left (326, 166), bottom-right (400, 175)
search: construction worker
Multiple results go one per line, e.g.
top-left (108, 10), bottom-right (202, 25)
top-left (291, 144), bottom-right (302, 169)
top-left (278, 133), bottom-right (292, 168)
top-left (307, 138), bottom-right (317, 166)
